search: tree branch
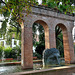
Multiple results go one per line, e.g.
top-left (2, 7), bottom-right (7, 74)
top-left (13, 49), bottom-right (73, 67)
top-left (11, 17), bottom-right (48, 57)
top-left (0, 0), bottom-right (6, 5)
top-left (0, 20), bottom-right (3, 22)
top-left (57, 37), bottom-right (63, 43)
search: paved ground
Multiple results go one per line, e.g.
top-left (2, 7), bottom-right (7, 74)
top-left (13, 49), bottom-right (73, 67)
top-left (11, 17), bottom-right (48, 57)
top-left (72, 73), bottom-right (75, 75)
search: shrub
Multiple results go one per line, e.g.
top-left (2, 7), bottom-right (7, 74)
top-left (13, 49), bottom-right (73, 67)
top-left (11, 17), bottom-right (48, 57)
top-left (4, 47), bottom-right (12, 58)
top-left (0, 46), bottom-right (3, 59)
top-left (3, 46), bottom-right (21, 59)
top-left (35, 43), bottom-right (45, 59)
top-left (11, 46), bottom-right (21, 59)
top-left (33, 52), bottom-right (41, 59)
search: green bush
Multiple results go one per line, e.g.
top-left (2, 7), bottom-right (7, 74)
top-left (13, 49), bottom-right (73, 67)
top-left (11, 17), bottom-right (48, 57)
top-left (11, 46), bottom-right (21, 59)
top-left (0, 46), bottom-right (21, 59)
top-left (33, 52), bottom-right (42, 59)
top-left (0, 46), bottom-right (3, 59)
top-left (35, 43), bottom-right (45, 59)
top-left (4, 47), bottom-right (12, 58)
top-left (47, 0), bottom-right (57, 8)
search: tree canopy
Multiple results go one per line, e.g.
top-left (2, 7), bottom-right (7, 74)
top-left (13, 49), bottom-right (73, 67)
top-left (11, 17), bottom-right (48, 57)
top-left (42, 0), bottom-right (75, 14)
top-left (0, 0), bottom-right (37, 36)
top-left (0, 0), bottom-right (37, 22)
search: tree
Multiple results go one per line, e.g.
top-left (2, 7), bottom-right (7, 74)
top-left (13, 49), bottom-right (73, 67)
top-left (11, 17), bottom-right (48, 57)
top-left (55, 26), bottom-right (64, 57)
top-left (6, 26), bottom-right (21, 45)
top-left (0, 0), bottom-right (37, 37)
top-left (0, 46), bottom-right (3, 59)
top-left (33, 23), bottom-right (45, 46)
top-left (32, 23), bottom-right (45, 58)
top-left (42, 0), bottom-right (75, 14)
top-left (0, 0), bottom-right (37, 22)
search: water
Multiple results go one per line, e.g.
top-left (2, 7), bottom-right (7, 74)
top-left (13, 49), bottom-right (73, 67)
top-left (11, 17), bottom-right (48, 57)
top-left (0, 63), bottom-right (42, 75)
top-left (0, 65), bottom-right (22, 75)
top-left (0, 63), bottom-right (75, 75)
top-left (0, 59), bottom-right (70, 75)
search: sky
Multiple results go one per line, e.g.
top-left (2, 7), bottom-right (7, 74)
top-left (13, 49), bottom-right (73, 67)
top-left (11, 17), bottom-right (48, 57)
top-left (38, 0), bottom-right (42, 4)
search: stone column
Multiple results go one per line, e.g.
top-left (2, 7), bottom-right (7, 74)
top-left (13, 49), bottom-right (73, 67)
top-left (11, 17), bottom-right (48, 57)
top-left (49, 29), bottom-right (56, 48)
top-left (63, 30), bottom-right (74, 64)
top-left (21, 22), bottom-right (33, 69)
top-left (44, 27), bottom-right (50, 49)
top-left (68, 31), bottom-right (75, 63)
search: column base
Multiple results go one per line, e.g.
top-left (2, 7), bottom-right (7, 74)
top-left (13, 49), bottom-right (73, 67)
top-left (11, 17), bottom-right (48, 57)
top-left (21, 66), bottom-right (33, 70)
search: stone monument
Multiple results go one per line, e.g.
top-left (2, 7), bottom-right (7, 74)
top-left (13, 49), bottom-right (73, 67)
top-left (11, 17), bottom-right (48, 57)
top-left (43, 48), bottom-right (60, 67)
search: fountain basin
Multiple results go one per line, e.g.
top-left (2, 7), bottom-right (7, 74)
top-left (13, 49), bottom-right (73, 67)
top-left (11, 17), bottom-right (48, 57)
top-left (11, 65), bottom-right (75, 75)
top-left (0, 60), bottom-right (75, 75)
top-left (0, 60), bottom-right (42, 75)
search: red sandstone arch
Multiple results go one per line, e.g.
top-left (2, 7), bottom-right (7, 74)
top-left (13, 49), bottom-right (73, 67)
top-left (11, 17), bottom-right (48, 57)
top-left (56, 23), bottom-right (74, 63)
top-left (33, 20), bottom-right (50, 49)
top-left (20, 6), bottom-right (74, 69)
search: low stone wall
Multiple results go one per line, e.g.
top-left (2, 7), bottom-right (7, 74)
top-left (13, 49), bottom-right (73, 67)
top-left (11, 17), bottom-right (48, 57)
top-left (11, 65), bottom-right (75, 75)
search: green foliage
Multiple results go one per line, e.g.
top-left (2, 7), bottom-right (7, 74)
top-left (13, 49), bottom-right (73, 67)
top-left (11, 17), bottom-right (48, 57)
top-left (33, 23), bottom-right (45, 46)
top-left (55, 26), bottom-right (64, 57)
top-left (0, 46), bottom-right (21, 59)
top-left (33, 42), bottom-right (39, 47)
top-left (0, 20), bottom-right (7, 37)
top-left (4, 46), bottom-right (21, 59)
top-left (43, 0), bottom-right (75, 14)
top-left (12, 46), bottom-right (21, 57)
top-left (32, 23), bottom-right (45, 58)
top-left (33, 52), bottom-right (42, 59)
top-left (47, 0), bottom-right (57, 8)
top-left (0, 0), bottom-right (37, 23)
top-left (33, 23), bottom-right (64, 58)
top-left (35, 43), bottom-right (45, 58)
top-left (39, 33), bottom-right (45, 44)
top-left (6, 25), bottom-right (21, 45)
top-left (4, 47), bottom-right (12, 58)
top-left (0, 46), bottom-right (3, 59)
top-left (0, 0), bottom-right (37, 41)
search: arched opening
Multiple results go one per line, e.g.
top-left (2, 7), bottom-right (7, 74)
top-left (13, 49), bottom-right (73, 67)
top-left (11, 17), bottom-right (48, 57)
top-left (32, 20), bottom-right (50, 59)
top-left (55, 25), bottom-right (64, 58)
top-left (55, 23), bottom-right (71, 63)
